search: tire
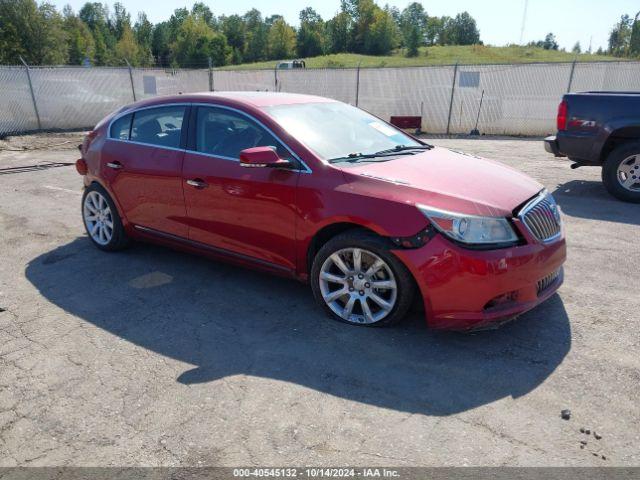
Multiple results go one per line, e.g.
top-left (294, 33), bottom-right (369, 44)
top-left (81, 183), bottom-right (130, 251)
top-left (602, 142), bottom-right (640, 203)
top-left (310, 229), bottom-right (415, 327)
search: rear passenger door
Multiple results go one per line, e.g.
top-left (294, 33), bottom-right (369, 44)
top-left (102, 105), bottom-right (189, 238)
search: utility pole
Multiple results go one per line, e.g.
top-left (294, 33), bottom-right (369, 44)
top-left (519, 0), bottom-right (528, 45)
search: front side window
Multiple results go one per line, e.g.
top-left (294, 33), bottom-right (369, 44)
top-left (130, 106), bottom-right (186, 148)
top-left (264, 102), bottom-right (420, 161)
top-left (195, 106), bottom-right (293, 161)
top-left (110, 113), bottom-right (132, 140)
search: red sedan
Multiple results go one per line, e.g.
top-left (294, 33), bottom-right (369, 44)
top-left (76, 92), bottom-right (566, 330)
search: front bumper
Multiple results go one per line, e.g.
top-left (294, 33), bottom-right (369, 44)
top-left (394, 231), bottom-right (567, 331)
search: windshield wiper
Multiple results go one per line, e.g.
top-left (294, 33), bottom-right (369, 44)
top-left (328, 144), bottom-right (433, 164)
top-left (373, 144), bottom-right (433, 155)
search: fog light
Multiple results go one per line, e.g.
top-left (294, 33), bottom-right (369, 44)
top-left (484, 291), bottom-right (518, 310)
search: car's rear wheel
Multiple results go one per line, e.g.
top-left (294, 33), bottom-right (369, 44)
top-left (310, 230), bottom-right (415, 327)
top-left (82, 183), bottom-right (129, 251)
top-left (602, 142), bottom-right (640, 203)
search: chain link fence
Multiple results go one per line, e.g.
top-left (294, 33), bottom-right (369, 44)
top-left (1, 61), bottom-right (640, 138)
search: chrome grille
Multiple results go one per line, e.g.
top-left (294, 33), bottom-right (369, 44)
top-left (519, 192), bottom-right (562, 242)
top-left (537, 269), bottom-right (561, 296)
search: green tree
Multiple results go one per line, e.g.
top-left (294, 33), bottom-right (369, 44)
top-left (297, 7), bottom-right (324, 58)
top-left (399, 2), bottom-right (427, 56)
top-left (191, 2), bottom-right (213, 26)
top-left (405, 24), bottom-right (420, 57)
top-left (63, 6), bottom-right (96, 64)
top-left (221, 14), bottom-right (246, 63)
top-left (171, 14), bottom-right (228, 67)
top-left (134, 12), bottom-right (153, 65)
top-left (609, 15), bottom-right (632, 56)
top-left (326, 11), bottom-right (350, 53)
top-left (628, 12), bottom-right (640, 56)
top-left (350, 0), bottom-right (377, 53)
top-left (425, 16), bottom-right (444, 45)
top-left (447, 11), bottom-right (480, 45)
top-left (243, 9), bottom-right (268, 63)
top-left (111, 2), bottom-right (131, 40)
top-left (364, 6), bottom-right (397, 55)
top-left (115, 23), bottom-right (140, 64)
top-left (0, 0), bottom-right (68, 64)
top-left (543, 32), bottom-right (559, 50)
top-left (572, 41), bottom-right (581, 54)
top-left (151, 22), bottom-right (171, 65)
top-left (267, 17), bottom-right (296, 59)
top-left (79, 2), bottom-right (116, 65)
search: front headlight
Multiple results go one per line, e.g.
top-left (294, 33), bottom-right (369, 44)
top-left (418, 205), bottom-right (519, 246)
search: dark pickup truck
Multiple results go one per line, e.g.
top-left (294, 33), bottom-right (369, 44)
top-left (545, 92), bottom-right (640, 203)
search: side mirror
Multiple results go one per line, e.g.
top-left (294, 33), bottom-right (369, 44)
top-left (239, 146), bottom-right (291, 168)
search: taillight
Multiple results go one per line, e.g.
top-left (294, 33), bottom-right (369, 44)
top-left (557, 100), bottom-right (568, 131)
top-left (82, 130), bottom-right (98, 155)
top-left (75, 159), bottom-right (88, 175)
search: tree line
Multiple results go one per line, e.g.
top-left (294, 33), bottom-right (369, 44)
top-left (607, 13), bottom-right (640, 57)
top-left (2, 0), bottom-right (637, 68)
top-left (0, 0), bottom-right (481, 67)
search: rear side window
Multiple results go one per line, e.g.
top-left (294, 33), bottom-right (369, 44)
top-left (195, 106), bottom-right (292, 161)
top-left (110, 113), bottom-right (132, 140)
top-left (130, 106), bottom-right (186, 148)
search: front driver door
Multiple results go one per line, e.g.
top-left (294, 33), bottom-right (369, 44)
top-left (182, 105), bottom-right (300, 273)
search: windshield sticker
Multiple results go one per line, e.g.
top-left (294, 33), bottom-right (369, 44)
top-left (369, 121), bottom-right (398, 137)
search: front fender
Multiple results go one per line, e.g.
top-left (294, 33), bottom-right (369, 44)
top-left (295, 172), bottom-right (428, 277)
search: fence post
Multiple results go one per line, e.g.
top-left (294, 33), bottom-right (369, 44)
top-left (445, 62), bottom-right (458, 136)
top-left (355, 62), bottom-right (362, 107)
top-left (19, 56), bottom-right (42, 131)
top-left (274, 65), bottom-right (278, 92)
top-left (125, 59), bottom-right (136, 102)
top-left (567, 59), bottom-right (577, 93)
top-left (208, 57), bottom-right (214, 92)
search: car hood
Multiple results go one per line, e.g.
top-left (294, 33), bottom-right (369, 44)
top-left (340, 147), bottom-right (543, 217)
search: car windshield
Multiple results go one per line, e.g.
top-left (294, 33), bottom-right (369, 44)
top-left (264, 102), bottom-right (422, 162)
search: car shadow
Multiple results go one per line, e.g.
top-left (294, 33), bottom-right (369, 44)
top-left (26, 238), bottom-right (571, 416)
top-left (552, 180), bottom-right (639, 226)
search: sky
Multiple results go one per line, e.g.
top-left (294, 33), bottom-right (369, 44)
top-left (53, 0), bottom-right (639, 52)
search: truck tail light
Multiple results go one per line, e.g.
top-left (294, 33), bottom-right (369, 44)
top-left (557, 100), bottom-right (568, 131)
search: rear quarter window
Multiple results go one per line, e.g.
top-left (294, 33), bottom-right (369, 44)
top-left (110, 113), bottom-right (132, 140)
top-left (130, 106), bottom-right (186, 149)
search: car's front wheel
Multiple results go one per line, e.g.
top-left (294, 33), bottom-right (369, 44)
top-left (82, 183), bottom-right (129, 251)
top-left (602, 142), bottom-right (640, 203)
top-left (310, 230), bottom-right (415, 327)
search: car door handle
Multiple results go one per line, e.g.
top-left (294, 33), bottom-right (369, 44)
top-left (106, 161), bottom-right (123, 170)
top-left (186, 178), bottom-right (208, 189)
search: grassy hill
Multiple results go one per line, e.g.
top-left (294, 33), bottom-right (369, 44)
top-left (221, 45), bottom-right (620, 70)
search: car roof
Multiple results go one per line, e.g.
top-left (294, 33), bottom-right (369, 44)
top-left (135, 91), bottom-right (337, 109)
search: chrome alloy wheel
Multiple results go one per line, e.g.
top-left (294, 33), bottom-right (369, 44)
top-left (319, 247), bottom-right (398, 325)
top-left (617, 154), bottom-right (640, 192)
top-left (83, 190), bottom-right (114, 246)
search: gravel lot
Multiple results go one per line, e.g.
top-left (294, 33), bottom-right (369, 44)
top-left (0, 136), bottom-right (638, 467)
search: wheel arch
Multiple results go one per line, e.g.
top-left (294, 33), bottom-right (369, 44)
top-left (600, 126), bottom-right (640, 163)
top-left (306, 222), bottom-right (381, 275)
top-left (85, 178), bottom-right (130, 228)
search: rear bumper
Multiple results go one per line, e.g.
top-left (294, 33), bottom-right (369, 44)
top-left (394, 232), bottom-right (567, 331)
top-left (544, 136), bottom-right (564, 157)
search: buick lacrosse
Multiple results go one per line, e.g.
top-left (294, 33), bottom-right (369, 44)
top-left (76, 92), bottom-right (566, 329)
